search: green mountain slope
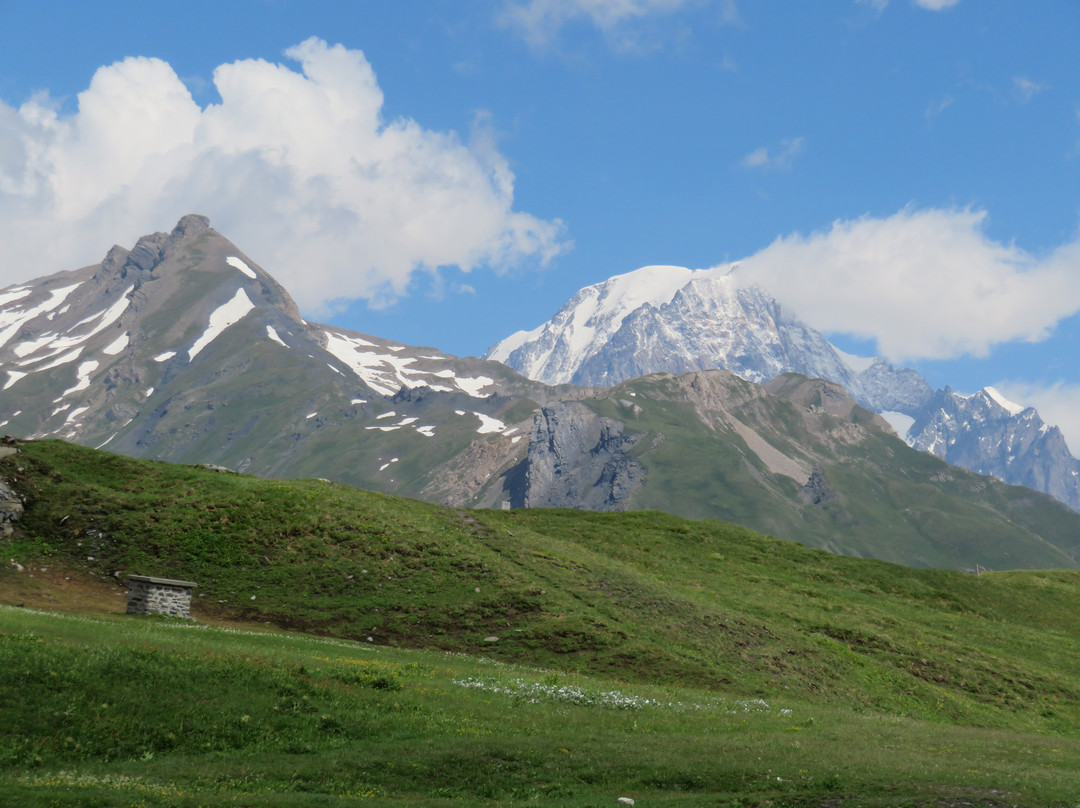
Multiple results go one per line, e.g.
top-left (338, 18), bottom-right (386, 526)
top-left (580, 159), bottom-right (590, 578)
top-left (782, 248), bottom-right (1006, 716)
top-left (493, 371), bottom-right (1080, 570)
top-left (3, 439), bottom-right (1080, 732)
top-left (5, 217), bottom-right (1080, 572)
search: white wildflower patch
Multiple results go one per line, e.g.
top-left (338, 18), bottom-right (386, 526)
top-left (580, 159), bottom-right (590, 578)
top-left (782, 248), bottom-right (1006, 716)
top-left (453, 676), bottom-right (661, 709)
top-left (451, 675), bottom-right (788, 717)
top-left (17, 770), bottom-right (178, 795)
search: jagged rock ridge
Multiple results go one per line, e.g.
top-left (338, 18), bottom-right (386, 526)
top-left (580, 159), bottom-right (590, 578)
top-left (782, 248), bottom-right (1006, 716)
top-left (910, 387), bottom-right (1080, 512)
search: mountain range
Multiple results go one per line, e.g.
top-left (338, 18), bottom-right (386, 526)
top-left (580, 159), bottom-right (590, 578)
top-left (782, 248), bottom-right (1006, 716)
top-left (3, 215), bottom-right (1080, 572)
top-left (487, 263), bottom-right (1080, 512)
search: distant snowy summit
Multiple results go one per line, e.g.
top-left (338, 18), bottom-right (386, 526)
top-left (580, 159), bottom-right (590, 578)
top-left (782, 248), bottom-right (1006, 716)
top-left (487, 263), bottom-right (930, 414)
top-left (486, 263), bottom-right (1080, 513)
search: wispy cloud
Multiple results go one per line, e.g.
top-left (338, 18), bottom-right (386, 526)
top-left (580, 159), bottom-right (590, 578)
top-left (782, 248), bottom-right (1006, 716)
top-left (854, 0), bottom-right (889, 17)
top-left (499, 0), bottom-right (727, 49)
top-left (854, 0), bottom-right (960, 16)
top-left (924, 94), bottom-right (954, 120)
top-left (717, 53), bottom-right (739, 72)
top-left (740, 137), bottom-right (804, 170)
top-left (737, 206), bottom-right (1080, 363)
top-left (914, 0), bottom-right (960, 9)
top-left (0, 39), bottom-right (568, 314)
top-left (1012, 76), bottom-right (1047, 103)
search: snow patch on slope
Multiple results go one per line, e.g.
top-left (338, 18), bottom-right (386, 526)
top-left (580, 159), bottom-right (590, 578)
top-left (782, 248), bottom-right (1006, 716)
top-left (226, 256), bottom-right (257, 279)
top-left (103, 333), bottom-right (130, 355)
top-left (188, 288), bottom-right (255, 360)
top-left (322, 327), bottom-right (494, 398)
top-left (5, 285), bottom-right (132, 375)
top-left (487, 323), bottom-right (544, 364)
top-left (880, 411), bottom-right (916, 442)
top-left (0, 286), bottom-right (32, 307)
top-left (19, 346), bottom-right (83, 373)
top-left (0, 283), bottom-right (82, 350)
top-left (57, 360), bottom-right (99, 399)
top-left (266, 326), bottom-right (288, 347)
top-left (833, 346), bottom-right (876, 374)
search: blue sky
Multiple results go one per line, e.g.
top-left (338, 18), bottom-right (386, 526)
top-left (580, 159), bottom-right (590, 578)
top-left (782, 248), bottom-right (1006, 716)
top-left (2, 0), bottom-right (1079, 440)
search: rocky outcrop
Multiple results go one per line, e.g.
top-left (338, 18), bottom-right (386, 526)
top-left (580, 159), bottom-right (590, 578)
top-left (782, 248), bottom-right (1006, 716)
top-left (800, 464), bottom-right (837, 506)
top-left (515, 402), bottom-right (645, 511)
top-left (0, 476), bottom-right (23, 537)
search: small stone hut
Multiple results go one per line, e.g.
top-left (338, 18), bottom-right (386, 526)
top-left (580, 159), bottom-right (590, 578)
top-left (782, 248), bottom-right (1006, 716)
top-left (126, 575), bottom-right (197, 618)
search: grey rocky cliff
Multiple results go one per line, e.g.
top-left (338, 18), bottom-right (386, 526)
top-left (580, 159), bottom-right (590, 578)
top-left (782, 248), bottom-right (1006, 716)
top-left (0, 441), bottom-right (23, 537)
top-left (515, 402), bottom-right (645, 511)
top-left (851, 360), bottom-right (933, 414)
top-left (0, 479), bottom-right (21, 537)
top-left (800, 464), bottom-right (837, 506)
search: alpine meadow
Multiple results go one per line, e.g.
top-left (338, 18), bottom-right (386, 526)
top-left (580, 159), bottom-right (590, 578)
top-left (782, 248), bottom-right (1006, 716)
top-left (3, 3), bottom-right (1080, 807)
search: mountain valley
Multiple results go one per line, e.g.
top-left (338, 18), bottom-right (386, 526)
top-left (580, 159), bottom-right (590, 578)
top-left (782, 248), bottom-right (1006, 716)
top-left (3, 217), bottom-right (1080, 571)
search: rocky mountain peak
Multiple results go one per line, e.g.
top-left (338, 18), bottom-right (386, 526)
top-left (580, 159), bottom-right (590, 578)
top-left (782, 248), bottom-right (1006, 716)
top-left (907, 386), bottom-right (1080, 512)
top-left (172, 213), bottom-right (211, 239)
top-left (94, 215), bottom-right (215, 287)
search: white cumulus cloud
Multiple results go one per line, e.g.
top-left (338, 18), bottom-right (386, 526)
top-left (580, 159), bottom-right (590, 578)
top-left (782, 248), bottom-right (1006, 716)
top-left (736, 207), bottom-right (1080, 363)
top-left (0, 38), bottom-right (567, 313)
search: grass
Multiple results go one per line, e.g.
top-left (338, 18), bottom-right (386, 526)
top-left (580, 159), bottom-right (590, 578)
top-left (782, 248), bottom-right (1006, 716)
top-left (3, 439), bottom-right (1080, 805)
top-left (2, 606), bottom-right (1079, 807)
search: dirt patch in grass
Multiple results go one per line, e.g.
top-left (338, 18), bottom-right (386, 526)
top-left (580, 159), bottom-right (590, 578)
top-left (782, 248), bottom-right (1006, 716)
top-left (0, 562), bottom-right (125, 614)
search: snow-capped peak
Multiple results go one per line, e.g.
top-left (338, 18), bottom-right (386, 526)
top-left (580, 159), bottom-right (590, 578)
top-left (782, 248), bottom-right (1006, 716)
top-left (486, 263), bottom-right (740, 385)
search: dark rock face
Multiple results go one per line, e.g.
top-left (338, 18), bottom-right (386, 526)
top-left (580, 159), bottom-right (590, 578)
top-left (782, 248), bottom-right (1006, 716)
top-left (98, 215), bottom-right (212, 284)
top-left (800, 464), bottom-right (837, 506)
top-left (517, 402), bottom-right (645, 510)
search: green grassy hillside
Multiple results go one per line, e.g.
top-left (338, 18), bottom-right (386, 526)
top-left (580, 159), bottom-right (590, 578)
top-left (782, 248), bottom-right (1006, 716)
top-left (585, 373), bottom-right (1080, 570)
top-left (2, 439), bottom-right (1080, 805)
